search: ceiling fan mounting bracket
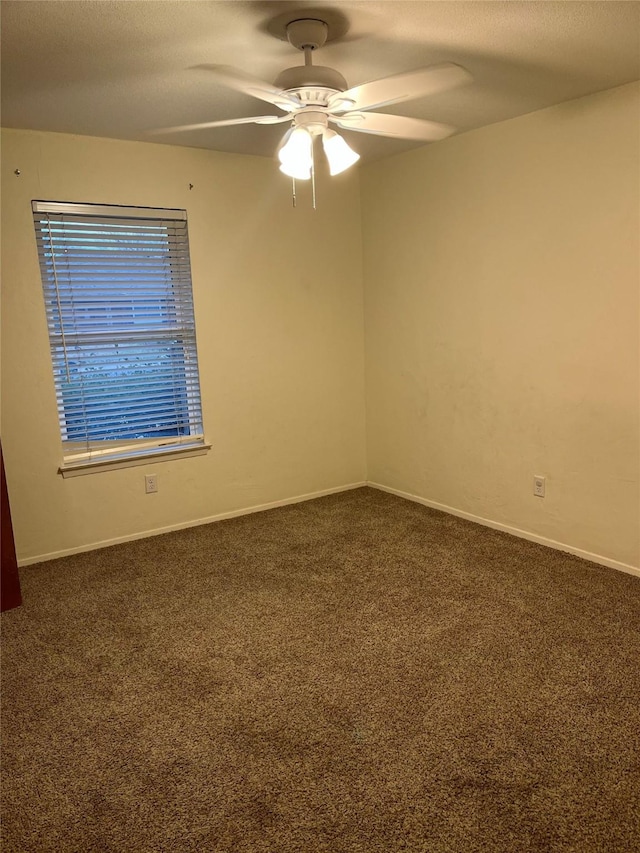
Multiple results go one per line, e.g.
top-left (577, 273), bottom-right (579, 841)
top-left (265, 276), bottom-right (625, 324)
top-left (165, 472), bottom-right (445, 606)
top-left (285, 19), bottom-right (329, 51)
top-left (265, 8), bottom-right (349, 46)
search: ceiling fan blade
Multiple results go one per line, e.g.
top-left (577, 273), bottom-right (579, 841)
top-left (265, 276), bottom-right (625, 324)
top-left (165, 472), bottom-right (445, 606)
top-left (332, 112), bottom-right (454, 141)
top-left (192, 64), bottom-right (301, 110)
top-left (328, 63), bottom-right (471, 113)
top-left (150, 114), bottom-right (292, 135)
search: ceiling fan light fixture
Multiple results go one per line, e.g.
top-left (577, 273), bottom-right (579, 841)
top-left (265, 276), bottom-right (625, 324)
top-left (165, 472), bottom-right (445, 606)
top-left (278, 126), bottom-right (313, 179)
top-left (322, 129), bottom-right (360, 176)
top-left (279, 161), bottom-right (312, 180)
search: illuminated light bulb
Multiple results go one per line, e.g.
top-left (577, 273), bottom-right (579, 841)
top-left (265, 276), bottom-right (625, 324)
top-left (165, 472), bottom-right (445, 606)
top-left (322, 129), bottom-right (360, 176)
top-left (278, 127), bottom-right (313, 180)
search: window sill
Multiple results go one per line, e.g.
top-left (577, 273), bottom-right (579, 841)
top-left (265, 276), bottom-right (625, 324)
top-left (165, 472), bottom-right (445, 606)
top-left (59, 443), bottom-right (211, 478)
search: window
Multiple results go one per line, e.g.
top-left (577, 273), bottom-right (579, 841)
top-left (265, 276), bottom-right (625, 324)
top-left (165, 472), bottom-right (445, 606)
top-left (32, 201), bottom-right (206, 475)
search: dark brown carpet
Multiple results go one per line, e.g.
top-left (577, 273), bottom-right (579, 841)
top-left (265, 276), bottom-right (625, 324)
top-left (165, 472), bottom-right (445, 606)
top-left (2, 487), bottom-right (639, 852)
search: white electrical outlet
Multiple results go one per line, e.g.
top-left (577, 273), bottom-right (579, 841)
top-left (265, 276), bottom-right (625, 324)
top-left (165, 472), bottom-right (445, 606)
top-left (533, 475), bottom-right (545, 498)
top-left (145, 474), bottom-right (158, 494)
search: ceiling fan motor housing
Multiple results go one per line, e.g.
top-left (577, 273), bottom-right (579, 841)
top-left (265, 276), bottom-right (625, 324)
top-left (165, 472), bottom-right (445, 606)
top-left (274, 66), bottom-right (347, 106)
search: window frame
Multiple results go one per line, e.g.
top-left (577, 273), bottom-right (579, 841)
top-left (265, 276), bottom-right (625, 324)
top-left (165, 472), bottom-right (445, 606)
top-left (32, 200), bottom-right (209, 476)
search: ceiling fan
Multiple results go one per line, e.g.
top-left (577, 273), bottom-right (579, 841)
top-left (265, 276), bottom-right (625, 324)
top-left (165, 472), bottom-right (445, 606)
top-left (154, 17), bottom-right (472, 182)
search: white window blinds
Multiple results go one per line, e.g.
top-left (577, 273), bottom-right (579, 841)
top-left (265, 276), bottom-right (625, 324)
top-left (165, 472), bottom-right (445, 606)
top-left (32, 201), bottom-right (205, 471)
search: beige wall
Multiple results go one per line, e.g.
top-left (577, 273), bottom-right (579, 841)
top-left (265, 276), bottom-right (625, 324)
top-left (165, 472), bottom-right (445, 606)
top-left (361, 82), bottom-right (639, 569)
top-left (1, 130), bottom-right (367, 561)
top-left (2, 82), bottom-right (638, 570)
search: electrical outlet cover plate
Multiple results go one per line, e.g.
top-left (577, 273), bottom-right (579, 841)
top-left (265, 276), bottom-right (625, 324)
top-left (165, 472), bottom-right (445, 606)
top-left (533, 475), bottom-right (545, 497)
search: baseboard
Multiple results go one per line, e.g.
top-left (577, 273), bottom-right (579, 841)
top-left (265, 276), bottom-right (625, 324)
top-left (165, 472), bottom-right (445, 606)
top-left (18, 481), bottom-right (368, 567)
top-left (20, 480), bottom-right (639, 578)
top-left (368, 482), bottom-right (640, 579)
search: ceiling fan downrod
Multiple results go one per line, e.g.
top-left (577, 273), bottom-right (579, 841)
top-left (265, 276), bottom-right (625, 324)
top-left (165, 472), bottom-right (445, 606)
top-left (275, 19), bottom-right (348, 99)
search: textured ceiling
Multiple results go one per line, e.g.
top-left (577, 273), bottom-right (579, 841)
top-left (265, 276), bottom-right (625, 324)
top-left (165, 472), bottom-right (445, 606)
top-left (2, 1), bottom-right (639, 163)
